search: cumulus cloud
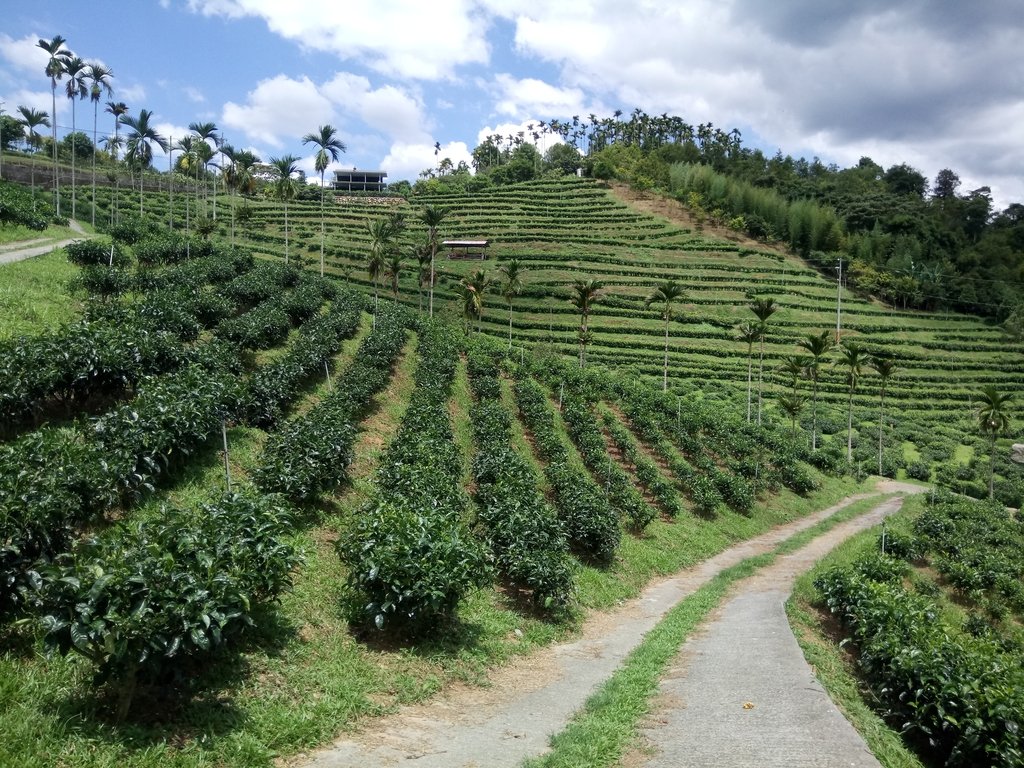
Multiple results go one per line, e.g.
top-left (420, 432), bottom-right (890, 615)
top-left (186, 0), bottom-right (491, 79)
top-left (321, 73), bottom-right (429, 143)
top-left (381, 139), bottom-right (473, 182)
top-left (0, 33), bottom-right (50, 74)
top-left (222, 74), bottom-right (332, 147)
top-left (492, 75), bottom-right (589, 119)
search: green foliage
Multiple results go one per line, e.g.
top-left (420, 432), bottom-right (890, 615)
top-left (65, 238), bottom-right (130, 267)
top-left (466, 339), bottom-right (576, 611)
top-left (0, 180), bottom-right (50, 230)
top-left (34, 492), bottom-right (298, 710)
top-left (340, 320), bottom-right (492, 635)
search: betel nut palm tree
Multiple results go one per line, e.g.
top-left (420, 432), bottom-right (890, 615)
top-left (419, 205), bottom-right (449, 317)
top-left (750, 297), bottom-right (778, 426)
top-left (871, 355), bottom-right (898, 476)
top-left (736, 320), bottom-right (760, 423)
top-left (798, 330), bottom-right (834, 451)
top-left (366, 217), bottom-right (395, 314)
top-left (645, 280), bottom-right (686, 392)
top-left (120, 108), bottom-right (168, 215)
top-left (571, 278), bottom-right (603, 368)
top-left (189, 121), bottom-right (220, 216)
top-left (269, 155), bottom-right (300, 263)
top-left (86, 62), bottom-right (113, 228)
top-left (499, 258), bottom-right (526, 348)
top-left (105, 100), bottom-right (128, 221)
top-left (63, 55), bottom-right (89, 220)
top-left (37, 35), bottom-right (72, 216)
top-left (836, 342), bottom-right (869, 463)
top-left (17, 107), bottom-right (50, 201)
top-left (976, 385), bottom-right (1013, 499)
top-left (302, 124), bottom-right (346, 277)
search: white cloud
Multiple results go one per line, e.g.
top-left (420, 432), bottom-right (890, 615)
top-left (118, 83), bottom-right (147, 104)
top-left (381, 139), bottom-right (473, 182)
top-left (492, 75), bottom-right (589, 119)
top-left (186, 0), bottom-right (491, 79)
top-left (0, 33), bottom-right (50, 74)
top-left (321, 73), bottom-right (428, 143)
top-left (222, 74), bottom-right (332, 147)
top-left (184, 86), bottom-right (205, 103)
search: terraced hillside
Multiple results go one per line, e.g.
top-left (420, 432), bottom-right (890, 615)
top-left (203, 179), bottom-right (1017, 472)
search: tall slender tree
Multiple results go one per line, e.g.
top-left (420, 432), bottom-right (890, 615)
top-left (871, 356), bottom-right (898, 476)
top-left (837, 342), bottom-right (869, 463)
top-left (468, 269), bottom-right (490, 333)
top-left (571, 278), bottom-right (603, 368)
top-left (120, 109), bottom-right (168, 215)
top-left (86, 62), bottom-right (113, 228)
top-left (418, 205), bottom-right (448, 317)
top-left (37, 35), bottom-right (71, 216)
top-left (174, 135), bottom-right (198, 234)
top-left (736, 320), bottom-right (760, 422)
top-left (105, 100), bottom-right (128, 221)
top-left (63, 56), bottom-right (88, 220)
top-left (269, 155), bottom-right (299, 262)
top-left (301, 124), bottom-right (346, 277)
top-left (366, 217), bottom-right (394, 313)
top-left (386, 251), bottom-right (404, 302)
top-left (750, 297), bottom-right (778, 425)
top-left (498, 258), bottom-right (526, 348)
top-left (189, 121), bottom-right (219, 216)
top-left (646, 280), bottom-right (686, 392)
top-left (16, 107), bottom-right (50, 201)
top-left (778, 393), bottom-right (806, 437)
top-left (798, 330), bottom-right (834, 451)
top-left (977, 386), bottom-right (1013, 499)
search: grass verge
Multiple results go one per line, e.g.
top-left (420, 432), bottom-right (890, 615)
top-left (0, 247), bottom-right (81, 338)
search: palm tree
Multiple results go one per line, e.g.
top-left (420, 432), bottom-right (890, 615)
top-left (174, 135), bottom-right (198, 233)
top-left (269, 155), bottom-right (299, 262)
top-left (977, 386), bottom-right (1013, 499)
top-left (499, 258), bottom-right (526, 349)
top-left (386, 251), bottom-right (404, 302)
top-left (37, 35), bottom-right (72, 216)
top-left (798, 330), bottom-right (834, 451)
top-left (469, 269), bottom-right (490, 333)
top-left (871, 356), bottom-right (898, 476)
top-left (366, 217), bottom-right (394, 313)
top-left (189, 121), bottom-right (219, 216)
top-left (646, 280), bottom-right (686, 392)
top-left (414, 243), bottom-right (431, 312)
top-left (457, 279), bottom-right (481, 333)
top-left (778, 393), bottom-right (806, 437)
top-left (120, 108), bottom-right (168, 215)
top-left (219, 143), bottom-right (238, 243)
top-left (86, 62), bottom-right (113, 228)
top-left (418, 205), bottom-right (448, 317)
top-left (16, 107), bottom-right (50, 201)
top-left (62, 56), bottom-right (88, 220)
top-left (750, 297), bottom-right (778, 425)
top-left (105, 100), bottom-right (128, 221)
top-left (571, 278), bottom-right (603, 368)
top-left (780, 354), bottom-right (808, 395)
top-left (302, 124), bottom-right (346, 277)
top-left (736, 321), bottom-right (760, 422)
top-left (836, 342), bottom-right (869, 463)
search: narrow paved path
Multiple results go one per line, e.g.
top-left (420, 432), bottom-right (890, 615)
top-left (634, 488), bottom-right (924, 768)
top-left (295, 487), bottom-right (905, 768)
top-left (0, 220), bottom-right (87, 265)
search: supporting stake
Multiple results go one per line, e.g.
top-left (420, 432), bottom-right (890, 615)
top-left (324, 359), bottom-right (332, 390)
top-left (222, 420), bottom-right (232, 492)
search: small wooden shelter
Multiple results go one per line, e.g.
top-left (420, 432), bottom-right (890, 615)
top-left (443, 239), bottom-right (490, 260)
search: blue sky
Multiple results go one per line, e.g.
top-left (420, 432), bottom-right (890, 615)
top-left (2, 1), bottom-right (1022, 206)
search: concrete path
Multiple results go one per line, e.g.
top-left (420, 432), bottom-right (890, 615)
top-left (634, 490), bottom-right (923, 768)
top-left (0, 220), bottom-right (87, 265)
top-left (295, 487), bottom-right (907, 768)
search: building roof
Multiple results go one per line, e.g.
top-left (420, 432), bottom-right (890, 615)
top-left (442, 239), bottom-right (490, 247)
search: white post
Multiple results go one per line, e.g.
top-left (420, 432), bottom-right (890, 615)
top-left (221, 420), bottom-right (232, 491)
top-left (324, 359), bottom-right (332, 390)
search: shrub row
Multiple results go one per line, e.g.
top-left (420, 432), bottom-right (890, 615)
top-left (339, 321), bottom-right (492, 635)
top-left (244, 289), bottom-right (365, 428)
top-left (513, 374), bottom-right (621, 565)
top-left (254, 302), bottom-right (408, 502)
top-left (32, 491), bottom-right (299, 718)
top-left (599, 407), bottom-right (686, 517)
top-left (0, 345), bottom-right (243, 619)
top-left (465, 340), bottom-right (575, 611)
top-left (816, 552), bottom-right (1024, 767)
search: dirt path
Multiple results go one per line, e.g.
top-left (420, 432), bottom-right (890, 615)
top-left (0, 220), bottom-right (87, 265)
top-left (632, 486), bottom-right (925, 768)
top-left (294, 483), bottom-right (915, 768)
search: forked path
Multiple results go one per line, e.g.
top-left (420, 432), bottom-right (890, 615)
top-left (634, 486), bottom-right (925, 768)
top-left (297, 481), bottom-right (919, 768)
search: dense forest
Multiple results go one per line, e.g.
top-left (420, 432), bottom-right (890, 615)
top-left (417, 110), bottom-right (1023, 326)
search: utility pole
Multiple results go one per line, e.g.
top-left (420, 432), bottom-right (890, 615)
top-left (0, 101), bottom-right (5, 181)
top-left (168, 136), bottom-right (174, 230)
top-left (835, 256), bottom-right (843, 344)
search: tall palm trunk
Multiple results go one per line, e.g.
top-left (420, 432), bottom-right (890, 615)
top-left (846, 387), bottom-right (854, 463)
top-left (283, 202), bottom-right (289, 263)
top-left (70, 99), bottom-right (77, 219)
top-left (811, 377), bottom-right (819, 451)
top-left (508, 299), bottom-right (514, 348)
top-left (989, 435), bottom-right (996, 499)
top-left (756, 335), bottom-right (765, 425)
top-left (51, 84), bottom-right (60, 216)
top-left (877, 385), bottom-right (886, 476)
top-left (319, 170), bottom-right (326, 276)
top-left (91, 103), bottom-right (98, 227)
top-left (662, 317), bottom-right (670, 392)
top-left (745, 342), bottom-right (753, 422)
